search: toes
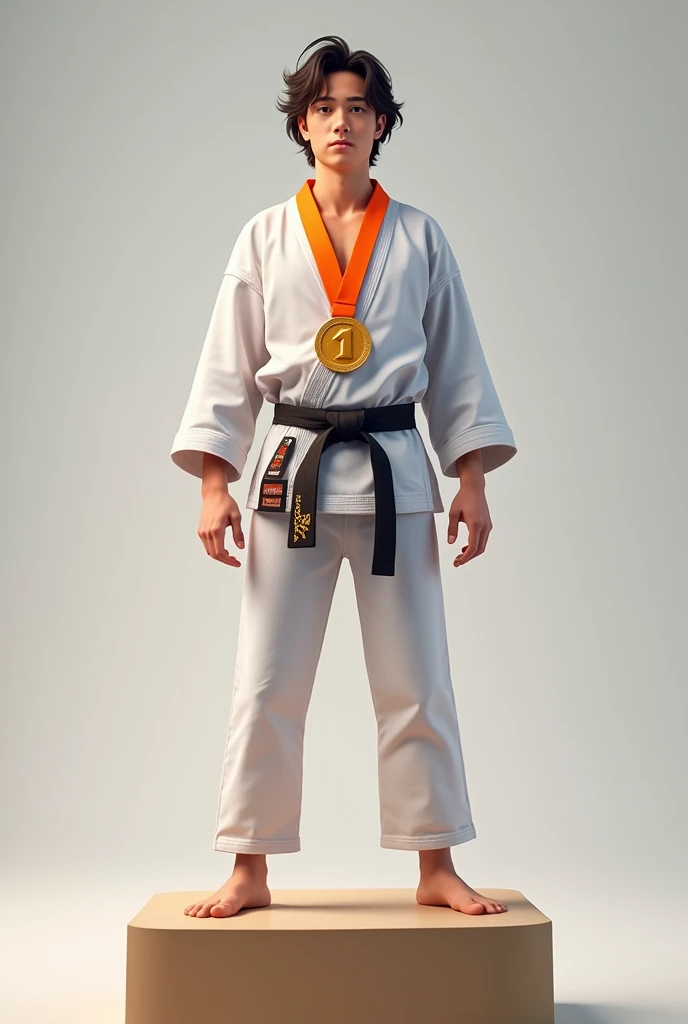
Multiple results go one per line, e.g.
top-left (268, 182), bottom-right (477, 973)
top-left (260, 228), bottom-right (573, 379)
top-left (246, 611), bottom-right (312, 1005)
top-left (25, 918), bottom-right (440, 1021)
top-left (183, 896), bottom-right (243, 918)
top-left (462, 900), bottom-right (486, 914)
top-left (476, 898), bottom-right (502, 913)
top-left (479, 897), bottom-right (507, 913)
top-left (188, 900), bottom-right (221, 918)
top-left (210, 900), bottom-right (239, 917)
top-left (448, 891), bottom-right (508, 916)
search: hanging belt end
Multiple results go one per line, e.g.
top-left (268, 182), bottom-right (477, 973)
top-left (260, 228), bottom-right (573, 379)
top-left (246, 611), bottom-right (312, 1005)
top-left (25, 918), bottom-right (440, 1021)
top-left (371, 562), bottom-right (395, 576)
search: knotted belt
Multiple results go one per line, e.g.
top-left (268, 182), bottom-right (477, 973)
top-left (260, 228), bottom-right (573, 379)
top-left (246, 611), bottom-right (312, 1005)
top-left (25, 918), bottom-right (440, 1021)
top-left (270, 401), bottom-right (417, 577)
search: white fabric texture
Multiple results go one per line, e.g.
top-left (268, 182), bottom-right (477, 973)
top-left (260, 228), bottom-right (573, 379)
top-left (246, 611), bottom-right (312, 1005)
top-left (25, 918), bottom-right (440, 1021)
top-left (170, 187), bottom-right (517, 513)
top-left (213, 510), bottom-right (477, 854)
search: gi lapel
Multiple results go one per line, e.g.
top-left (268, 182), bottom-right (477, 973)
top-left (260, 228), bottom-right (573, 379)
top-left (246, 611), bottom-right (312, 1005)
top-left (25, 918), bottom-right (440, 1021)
top-left (289, 191), bottom-right (399, 406)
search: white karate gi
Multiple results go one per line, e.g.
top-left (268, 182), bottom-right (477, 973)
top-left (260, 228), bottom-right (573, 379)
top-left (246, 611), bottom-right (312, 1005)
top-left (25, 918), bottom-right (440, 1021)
top-left (170, 183), bottom-right (517, 853)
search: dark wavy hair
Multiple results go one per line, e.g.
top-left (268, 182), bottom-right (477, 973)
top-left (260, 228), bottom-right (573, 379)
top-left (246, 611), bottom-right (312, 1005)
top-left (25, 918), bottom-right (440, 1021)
top-left (276, 35), bottom-right (404, 167)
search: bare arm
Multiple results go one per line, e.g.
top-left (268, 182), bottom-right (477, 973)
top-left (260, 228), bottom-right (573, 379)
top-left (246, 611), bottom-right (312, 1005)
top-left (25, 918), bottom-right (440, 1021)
top-left (447, 449), bottom-right (493, 568)
top-left (197, 453), bottom-right (245, 568)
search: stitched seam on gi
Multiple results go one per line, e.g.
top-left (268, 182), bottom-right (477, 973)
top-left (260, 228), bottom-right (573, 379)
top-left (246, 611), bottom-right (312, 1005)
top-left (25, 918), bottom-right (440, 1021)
top-left (381, 825), bottom-right (476, 841)
top-left (290, 196), bottom-right (332, 311)
top-left (416, 432), bottom-right (432, 506)
top-left (246, 492), bottom-right (443, 513)
top-left (285, 427), bottom-right (318, 510)
top-left (439, 422), bottom-right (516, 449)
top-left (225, 268), bottom-right (263, 297)
top-left (437, 423), bottom-right (517, 475)
top-left (214, 836), bottom-right (300, 849)
top-left (356, 198), bottom-right (399, 323)
top-left (297, 197), bottom-right (399, 410)
top-left (173, 426), bottom-right (249, 459)
top-left (312, 199), bottom-right (400, 411)
top-left (287, 195), bottom-right (348, 408)
top-left (304, 361), bottom-right (332, 406)
top-left (317, 496), bottom-right (441, 514)
top-left (427, 267), bottom-right (460, 300)
top-left (245, 423), bottom-right (315, 510)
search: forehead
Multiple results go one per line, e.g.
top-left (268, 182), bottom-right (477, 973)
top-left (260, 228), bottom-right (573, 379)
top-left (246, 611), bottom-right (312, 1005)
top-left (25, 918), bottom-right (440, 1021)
top-left (312, 68), bottom-right (368, 101)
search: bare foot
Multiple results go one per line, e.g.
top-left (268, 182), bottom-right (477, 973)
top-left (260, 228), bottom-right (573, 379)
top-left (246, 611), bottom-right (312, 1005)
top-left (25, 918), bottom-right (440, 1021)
top-left (416, 865), bottom-right (508, 915)
top-left (184, 862), bottom-right (271, 919)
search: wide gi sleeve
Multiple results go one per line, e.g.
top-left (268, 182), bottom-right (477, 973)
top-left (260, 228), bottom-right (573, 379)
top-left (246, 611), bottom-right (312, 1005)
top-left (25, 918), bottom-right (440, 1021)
top-left (420, 242), bottom-right (517, 477)
top-left (169, 268), bottom-right (268, 483)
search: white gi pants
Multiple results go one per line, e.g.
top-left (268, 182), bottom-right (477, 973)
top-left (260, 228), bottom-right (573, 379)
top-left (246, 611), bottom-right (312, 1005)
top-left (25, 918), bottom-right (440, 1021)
top-left (213, 509), bottom-right (476, 854)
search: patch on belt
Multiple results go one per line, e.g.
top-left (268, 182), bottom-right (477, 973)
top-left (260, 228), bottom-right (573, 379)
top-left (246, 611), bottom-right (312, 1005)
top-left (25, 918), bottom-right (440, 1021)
top-left (258, 478), bottom-right (287, 512)
top-left (265, 435), bottom-right (297, 478)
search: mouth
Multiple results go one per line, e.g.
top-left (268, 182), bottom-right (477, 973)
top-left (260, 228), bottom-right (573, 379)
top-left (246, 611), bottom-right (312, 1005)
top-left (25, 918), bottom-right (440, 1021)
top-left (329, 140), bottom-right (353, 148)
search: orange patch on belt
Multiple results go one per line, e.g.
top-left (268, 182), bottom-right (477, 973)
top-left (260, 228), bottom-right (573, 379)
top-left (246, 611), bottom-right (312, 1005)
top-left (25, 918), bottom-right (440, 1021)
top-left (258, 478), bottom-right (287, 512)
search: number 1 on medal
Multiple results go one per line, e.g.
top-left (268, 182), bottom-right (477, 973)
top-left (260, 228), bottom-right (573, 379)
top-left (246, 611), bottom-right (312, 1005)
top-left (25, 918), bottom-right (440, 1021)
top-left (332, 326), bottom-right (353, 361)
top-left (314, 316), bottom-right (371, 372)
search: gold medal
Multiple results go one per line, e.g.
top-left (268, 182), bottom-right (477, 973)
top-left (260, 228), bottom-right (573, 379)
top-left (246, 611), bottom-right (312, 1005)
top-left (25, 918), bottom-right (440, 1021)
top-left (314, 315), bottom-right (371, 372)
top-left (296, 178), bottom-right (390, 375)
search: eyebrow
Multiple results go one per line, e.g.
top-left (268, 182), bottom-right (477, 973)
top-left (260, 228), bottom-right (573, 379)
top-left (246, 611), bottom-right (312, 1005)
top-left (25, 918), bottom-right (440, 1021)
top-left (310, 95), bottom-right (368, 106)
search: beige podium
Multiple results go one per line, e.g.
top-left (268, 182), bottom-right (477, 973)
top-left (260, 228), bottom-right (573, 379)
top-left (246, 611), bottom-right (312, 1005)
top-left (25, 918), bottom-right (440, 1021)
top-left (125, 887), bottom-right (553, 1024)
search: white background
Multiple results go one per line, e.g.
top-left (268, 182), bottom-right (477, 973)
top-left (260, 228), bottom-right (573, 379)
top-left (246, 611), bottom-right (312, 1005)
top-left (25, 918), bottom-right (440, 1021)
top-left (2, 1), bottom-right (686, 1021)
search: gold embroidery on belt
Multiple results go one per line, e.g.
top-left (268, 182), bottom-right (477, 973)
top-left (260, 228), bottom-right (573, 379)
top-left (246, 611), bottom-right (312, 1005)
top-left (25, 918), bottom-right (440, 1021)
top-left (292, 493), bottom-right (311, 541)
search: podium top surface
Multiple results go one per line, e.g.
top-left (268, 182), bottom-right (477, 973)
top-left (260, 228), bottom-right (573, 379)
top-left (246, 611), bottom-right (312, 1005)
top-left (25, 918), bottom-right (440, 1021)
top-left (129, 888), bottom-right (550, 931)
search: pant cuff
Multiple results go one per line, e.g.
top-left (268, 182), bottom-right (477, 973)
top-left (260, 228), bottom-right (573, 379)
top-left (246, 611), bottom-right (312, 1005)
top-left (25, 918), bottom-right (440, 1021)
top-left (380, 823), bottom-right (477, 850)
top-left (213, 835), bottom-right (301, 854)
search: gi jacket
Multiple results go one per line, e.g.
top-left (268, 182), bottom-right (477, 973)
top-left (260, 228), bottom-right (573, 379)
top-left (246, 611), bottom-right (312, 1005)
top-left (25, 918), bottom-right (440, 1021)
top-left (170, 185), bottom-right (517, 514)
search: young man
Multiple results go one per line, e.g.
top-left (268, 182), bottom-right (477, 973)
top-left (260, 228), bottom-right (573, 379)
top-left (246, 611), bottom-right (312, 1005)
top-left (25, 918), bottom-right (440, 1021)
top-left (171, 35), bottom-right (517, 918)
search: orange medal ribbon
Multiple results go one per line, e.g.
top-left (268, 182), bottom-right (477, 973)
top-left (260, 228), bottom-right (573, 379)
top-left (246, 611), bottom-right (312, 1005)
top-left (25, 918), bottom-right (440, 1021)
top-left (295, 177), bottom-right (390, 372)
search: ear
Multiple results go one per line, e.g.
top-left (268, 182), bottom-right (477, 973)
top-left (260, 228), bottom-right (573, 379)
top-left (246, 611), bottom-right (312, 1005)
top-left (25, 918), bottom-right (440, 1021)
top-left (375, 113), bottom-right (387, 139)
top-left (297, 115), bottom-right (309, 141)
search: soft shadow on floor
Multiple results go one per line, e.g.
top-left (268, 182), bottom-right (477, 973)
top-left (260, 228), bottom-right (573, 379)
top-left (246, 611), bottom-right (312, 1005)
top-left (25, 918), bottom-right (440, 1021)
top-left (556, 1004), bottom-right (686, 1024)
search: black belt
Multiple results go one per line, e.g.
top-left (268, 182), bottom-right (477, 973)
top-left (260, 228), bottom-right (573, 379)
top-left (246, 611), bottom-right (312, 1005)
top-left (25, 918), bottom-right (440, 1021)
top-left (270, 401), bottom-right (417, 576)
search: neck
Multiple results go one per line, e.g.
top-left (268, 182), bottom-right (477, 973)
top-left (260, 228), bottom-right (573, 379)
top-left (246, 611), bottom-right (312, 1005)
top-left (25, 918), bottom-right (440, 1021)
top-left (310, 163), bottom-right (374, 217)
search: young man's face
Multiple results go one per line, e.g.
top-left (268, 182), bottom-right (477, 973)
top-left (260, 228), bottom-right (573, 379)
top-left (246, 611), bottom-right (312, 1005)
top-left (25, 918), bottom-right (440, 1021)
top-left (298, 70), bottom-right (386, 172)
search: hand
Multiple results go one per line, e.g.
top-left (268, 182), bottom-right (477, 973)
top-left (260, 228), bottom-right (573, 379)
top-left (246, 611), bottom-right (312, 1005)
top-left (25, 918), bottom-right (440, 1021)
top-left (447, 483), bottom-right (492, 567)
top-left (198, 489), bottom-right (245, 567)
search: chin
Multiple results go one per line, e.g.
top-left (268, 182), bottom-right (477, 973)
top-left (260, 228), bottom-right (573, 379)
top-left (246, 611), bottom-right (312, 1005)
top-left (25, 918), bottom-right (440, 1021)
top-left (321, 149), bottom-right (359, 167)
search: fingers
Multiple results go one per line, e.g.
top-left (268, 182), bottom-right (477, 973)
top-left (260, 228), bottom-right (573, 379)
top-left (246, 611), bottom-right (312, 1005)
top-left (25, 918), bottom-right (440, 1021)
top-left (209, 530), bottom-right (242, 567)
top-left (228, 506), bottom-right (245, 551)
top-left (447, 508), bottom-right (461, 544)
top-left (198, 513), bottom-right (243, 567)
top-left (453, 521), bottom-right (491, 566)
top-left (453, 527), bottom-right (482, 566)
